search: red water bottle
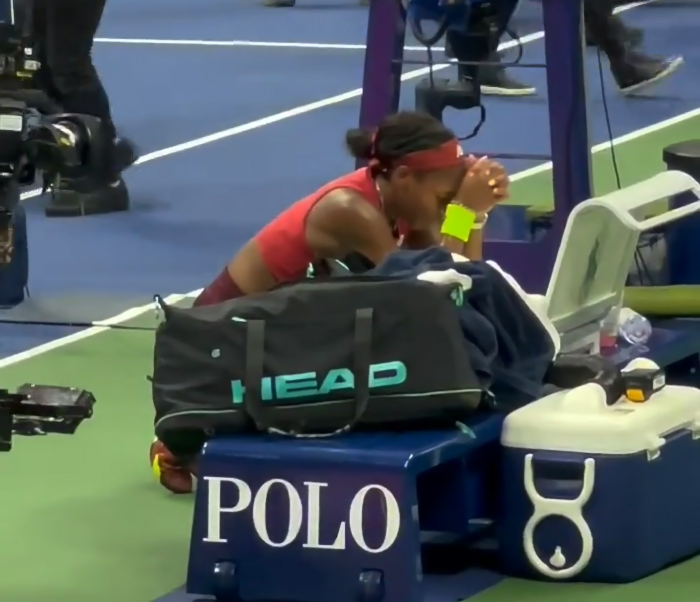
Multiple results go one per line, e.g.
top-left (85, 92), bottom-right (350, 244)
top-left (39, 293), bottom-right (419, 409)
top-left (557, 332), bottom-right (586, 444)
top-left (600, 304), bottom-right (621, 351)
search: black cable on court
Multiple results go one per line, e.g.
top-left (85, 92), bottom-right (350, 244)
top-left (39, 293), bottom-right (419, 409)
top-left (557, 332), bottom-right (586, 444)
top-left (0, 317), bottom-right (159, 331)
top-left (0, 294), bottom-right (173, 330)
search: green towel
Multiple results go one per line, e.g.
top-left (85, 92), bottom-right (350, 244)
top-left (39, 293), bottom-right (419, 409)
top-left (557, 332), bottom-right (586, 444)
top-left (624, 286), bottom-right (700, 317)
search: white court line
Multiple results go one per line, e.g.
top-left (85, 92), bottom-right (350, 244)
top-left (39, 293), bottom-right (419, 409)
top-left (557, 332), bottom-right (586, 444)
top-left (1, 0), bottom-right (663, 368)
top-left (96, 38), bottom-right (438, 52)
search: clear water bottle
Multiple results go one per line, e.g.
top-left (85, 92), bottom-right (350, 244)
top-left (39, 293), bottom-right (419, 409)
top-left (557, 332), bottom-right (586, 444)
top-left (618, 307), bottom-right (652, 346)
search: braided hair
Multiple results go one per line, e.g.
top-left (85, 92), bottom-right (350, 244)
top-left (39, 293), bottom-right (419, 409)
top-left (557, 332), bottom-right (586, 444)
top-left (346, 111), bottom-right (457, 175)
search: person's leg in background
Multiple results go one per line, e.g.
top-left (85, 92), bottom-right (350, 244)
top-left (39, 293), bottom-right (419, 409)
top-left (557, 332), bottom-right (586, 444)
top-left (585, 12), bottom-right (643, 48)
top-left (477, 0), bottom-right (641, 97)
top-left (30, 4), bottom-right (59, 106)
top-left (34, 0), bottom-right (137, 217)
top-left (584, 0), bottom-right (683, 94)
top-left (476, 0), bottom-right (640, 96)
top-left (446, 0), bottom-right (536, 97)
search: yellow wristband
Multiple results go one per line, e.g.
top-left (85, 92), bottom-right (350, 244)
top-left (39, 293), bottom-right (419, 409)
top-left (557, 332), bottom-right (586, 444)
top-left (440, 204), bottom-right (476, 242)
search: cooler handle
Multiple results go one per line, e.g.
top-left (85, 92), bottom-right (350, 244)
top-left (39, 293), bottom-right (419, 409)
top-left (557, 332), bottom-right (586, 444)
top-left (522, 454), bottom-right (595, 579)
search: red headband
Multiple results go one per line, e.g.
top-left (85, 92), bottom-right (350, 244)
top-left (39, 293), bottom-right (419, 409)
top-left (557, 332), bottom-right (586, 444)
top-left (369, 137), bottom-right (464, 171)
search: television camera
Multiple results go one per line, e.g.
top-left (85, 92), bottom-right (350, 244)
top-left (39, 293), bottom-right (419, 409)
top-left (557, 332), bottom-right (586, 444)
top-left (0, 0), bottom-right (118, 265)
top-left (0, 385), bottom-right (95, 451)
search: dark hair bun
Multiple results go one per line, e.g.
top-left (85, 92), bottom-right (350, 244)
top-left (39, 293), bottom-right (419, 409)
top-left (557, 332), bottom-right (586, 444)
top-left (345, 128), bottom-right (373, 160)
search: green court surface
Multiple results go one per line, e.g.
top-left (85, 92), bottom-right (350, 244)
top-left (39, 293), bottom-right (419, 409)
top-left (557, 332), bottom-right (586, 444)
top-left (2, 115), bottom-right (700, 602)
top-left (0, 314), bottom-right (193, 602)
top-left (509, 110), bottom-right (700, 212)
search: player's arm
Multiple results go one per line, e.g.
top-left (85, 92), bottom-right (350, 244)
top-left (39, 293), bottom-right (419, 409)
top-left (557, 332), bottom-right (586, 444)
top-left (460, 214), bottom-right (486, 259)
top-left (305, 189), bottom-right (398, 265)
top-left (401, 158), bottom-right (508, 258)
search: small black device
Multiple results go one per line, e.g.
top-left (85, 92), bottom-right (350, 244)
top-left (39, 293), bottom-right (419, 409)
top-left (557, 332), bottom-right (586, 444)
top-left (621, 367), bottom-right (665, 403)
top-left (0, 384), bottom-right (96, 451)
top-left (415, 77), bottom-right (481, 122)
top-left (408, 0), bottom-right (504, 128)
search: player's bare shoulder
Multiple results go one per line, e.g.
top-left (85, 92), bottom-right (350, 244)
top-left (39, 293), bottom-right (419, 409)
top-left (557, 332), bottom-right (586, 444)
top-left (306, 187), bottom-right (386, 255)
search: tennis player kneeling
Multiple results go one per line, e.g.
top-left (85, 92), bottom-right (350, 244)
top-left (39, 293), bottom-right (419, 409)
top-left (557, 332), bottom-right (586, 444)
top-left (150, 110), bottom-right (509, 494)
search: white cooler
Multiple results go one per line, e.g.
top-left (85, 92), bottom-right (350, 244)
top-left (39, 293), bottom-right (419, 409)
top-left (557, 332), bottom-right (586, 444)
top-left (498, 360), bottom-right (700, 582)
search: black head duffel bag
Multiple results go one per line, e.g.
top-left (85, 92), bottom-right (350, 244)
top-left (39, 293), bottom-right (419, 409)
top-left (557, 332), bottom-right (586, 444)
top-left (152, 277), bottom-right (483, 453)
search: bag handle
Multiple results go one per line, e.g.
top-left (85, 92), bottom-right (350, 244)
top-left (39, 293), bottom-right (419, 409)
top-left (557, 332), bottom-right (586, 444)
top-left (153, 294), bottom-right (174, 321)
top-left (243, 308), bottom-right (374, 437)
top-left (346, 307), bottom-right (373, 431)
top-left (243, 318), bottom-right (266, 432)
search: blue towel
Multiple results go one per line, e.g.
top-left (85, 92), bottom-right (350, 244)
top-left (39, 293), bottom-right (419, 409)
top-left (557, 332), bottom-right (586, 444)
top-left (370, 248), bottom-right (556, 408)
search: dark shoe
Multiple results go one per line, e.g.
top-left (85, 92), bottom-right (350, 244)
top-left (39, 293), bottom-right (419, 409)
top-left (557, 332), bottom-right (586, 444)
top-left (44, 136), bottom-right (137, 217)
top-left (480, 66), bottom-right (536, 96)
top-left (112, 136), bottom-right (139, 176)
top-left (475, 51), bottom-right (536, 96)
top-left (622, 25), bottom-right (644, 48)
top-left (611, 53), bottom-right (684, 95)
top-left (44, 177), bottom-right (130, 217)
top-left (450, 45), bottom-right (536, 96)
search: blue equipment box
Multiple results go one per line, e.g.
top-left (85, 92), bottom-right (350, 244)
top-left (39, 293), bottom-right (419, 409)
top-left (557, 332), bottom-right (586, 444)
top-left (187, 414), bottom-right (503, 602)
top-left (498, 359), bottom-right (700, 582)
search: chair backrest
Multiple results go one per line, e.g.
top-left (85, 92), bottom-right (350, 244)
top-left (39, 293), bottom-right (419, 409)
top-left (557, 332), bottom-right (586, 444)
top-left (545, 171), bottom-right (700, 351)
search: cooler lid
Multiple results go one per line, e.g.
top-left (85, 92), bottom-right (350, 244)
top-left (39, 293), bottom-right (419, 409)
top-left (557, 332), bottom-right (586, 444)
top-left (501, 359), bottom-right (700, 455)
top-left (545, 171), bottom-right (700, 340)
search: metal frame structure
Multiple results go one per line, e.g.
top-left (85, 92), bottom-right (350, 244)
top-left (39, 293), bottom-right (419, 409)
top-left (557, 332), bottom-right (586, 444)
top-left (358, 0), bottom-right (593, 292)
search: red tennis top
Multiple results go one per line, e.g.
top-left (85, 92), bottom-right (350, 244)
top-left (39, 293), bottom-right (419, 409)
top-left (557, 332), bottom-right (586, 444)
top-left (254, 167), bottom-right (382, 282)
top-left (195, 139), bottom-right (464, 306)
